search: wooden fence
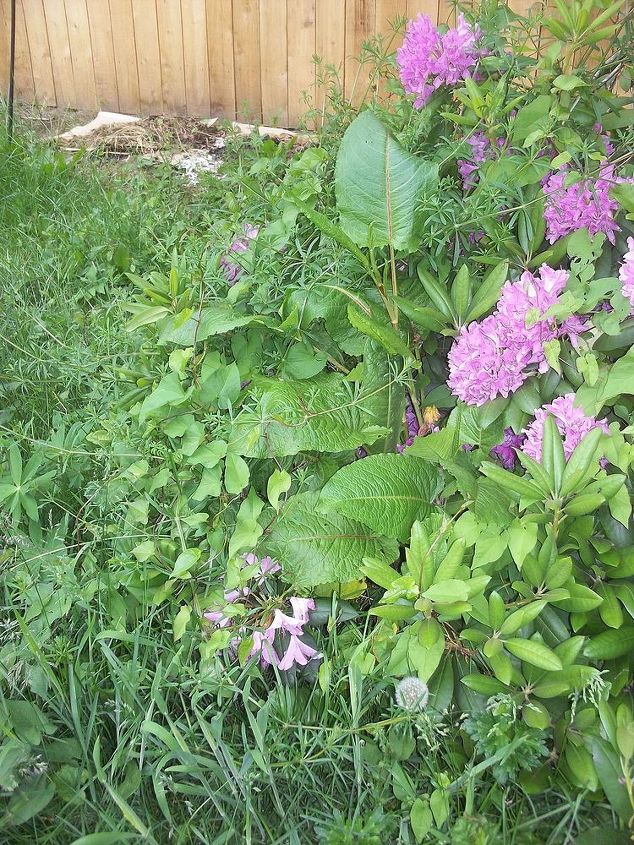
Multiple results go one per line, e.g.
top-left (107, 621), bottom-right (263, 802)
top-left (0, 0), bottom-right (534, 128)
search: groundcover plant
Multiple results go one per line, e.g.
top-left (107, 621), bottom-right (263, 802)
top-left (2, 1), bottom-right (634, 842)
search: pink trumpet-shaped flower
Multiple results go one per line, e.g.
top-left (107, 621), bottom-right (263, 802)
top-left (278, 635), bottom-right (321, 670)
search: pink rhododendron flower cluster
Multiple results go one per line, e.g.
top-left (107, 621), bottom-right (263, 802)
top-left (542, 165), bottom-right (621, 244)
top-left (220, 223), bottom-right (259, 284)
top-left (521, 393), bottom-right (609, 462)
top-left (397, 14), bottom-right (482, 107)
top-left (203, 553), bottom-right (320, 671)
top-left (618, 237), bottom-right (634, 312)
top-left (448, 265), bottom-right (586, 405)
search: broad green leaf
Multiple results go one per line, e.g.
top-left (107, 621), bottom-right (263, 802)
top-left (171, 549), bottom-right (201, 579)
top-left (267, 469), bottom-right (292, 511)
top-left (138, 372), bottom-right (187, 422)
top-left (584, 625), bottom-right (634, 660)
top-left (335, 111), bottom-right (439, 251)
top-left (261, 492), bottom-right (398, 587)
top-left (409, 618), bottom-right (445, 681)
top-left (553, 74), bottom-right (587, 90)
top-left (228, 489), bottom-right (264, 558)
top-left (576, 346), bottom-right (634, 414)
top-left (360, 342), bottom-right (406, 453)
top-left (560, 427), bottom-right (604, 496)
top-left (392, 296), bottom-right (447, 332)
top-left (417, 264), bottom-right (456, 319)
top-left (590, 736), bottom-right (632, 820)
top-left (172, 605), bottom-right (191, 641)
top-left (224, 453), bottom-right (250, 494)
top-left (410, 797), bottom-right (433, 843)
top-left (361, 555), bottom-right (399, 589)
top-left (191, 464), bottom-right (223, 501)
top-left (503, 638), bottom-right (563, 670)
top-left (186, 440), bottom-right (227, 468)
top-left (347, 304), bottom-right (411, 359)
top-left (511, 95), bottom-right (552, 143)
top-left (228, 374), bottom-right (389, 457)
top-left (451, 265), bottom-right (471, 318)
top-left (319, 454), bottom-right (443, 541)
top-left (281, 342), bottom-right (328, 380)
top-left (460, 673), bottom-right (508, 695)
top-left (422, 580), bottom-right (469, 604)
top-left (159, 303), bottom-right (269, 346)
top-left (464, 261), bottom-right (509, 322)
top-left (479, 461), bottom-right (543, 499)
top-left (499, 600), bottom-right (547, 636)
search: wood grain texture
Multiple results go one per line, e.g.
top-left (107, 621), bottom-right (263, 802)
top-left (182, 0), bottom-right (210, 115)
top-left (43, 0), bottom-right (74, 106)
top-left (315, 0), bottom-right (345, 115)
top-left (86, 0), bottom-right (118, 111)
top-left (259, 0), bottom-right (288, 126)
top-left (109, 0), bottom-right (140, 113)
top-left (0, 2), bottom-right (8, 93)
top-left (131, 0), bottom-right (163, 114)
top-left (65, 0), bottom-right (97, 108)
top-left (206, 0), bottom-right (236, 117)
top-left (345, 0), bottom-right (376, 105)
top-left (232, 0), bottom-right (261, 122)
top-left (3, 0), bottom-right (576, 122)
top-left (156, 0), bottom-right (186, 113)
top-left (287, 0), bottom-right (315, 127)
top-left (21, 0), bottom-right (56, 105)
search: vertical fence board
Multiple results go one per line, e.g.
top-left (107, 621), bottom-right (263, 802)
top-left (436, 0), bottom-right (456, 27)
top-left (22, 0), bottom-right (56, 105)
top-left (233, 0), bottom-right (261, 121)
top-left (206, 0), bottom-right (236, 117)
top-left (345, 0), bottom-right (375, 105)
top-left (288, 0), bottom-right (315, 127)
top-left (13, 1), bottom-right (35, 102)
top-left (407, 0), bottom-right (440, 23)
top-left (156, 0), bottom-right (186, 113)
top-left (131, 0), bottom-right (162, 114)
top-left (65, 0), bottom-right (97, 108)
top-left (315, 0), bottom-right (345, 115)
top-left (86, 0), bottom-right (118, 111)
top-left (0, 2), bottom-right (8, 94)
top-left (43, 0), bottom-right (74, 106)
top-left (374, 1), bottom-right (406, 99)
top-left (182, 0), bottom-right (210, 115)
top-left (259, 0), bottom-right (287, 126)
top-left (109, 0), bottom-right (140, 113)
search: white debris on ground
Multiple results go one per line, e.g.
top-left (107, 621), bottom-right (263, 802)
top-left (56, 111), bottom-right (140, 143)
top-left (171, 149), bottom-right (224, 184)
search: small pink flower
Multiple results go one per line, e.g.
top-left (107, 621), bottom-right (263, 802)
top-left (289, 597), bottom-right (315, 624)
top-left (258, 556), bottom-right (281, 578)
top-left (251, 630), bottom-right (278, 668)
top-left (278, 635), bottom-right (321, 670)
top-left (223, 587), bottom-right (250, 604)
top-left (268, 609), bottom-right (305, 636)
top-left (203, 610), bottom-right (231, 628)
